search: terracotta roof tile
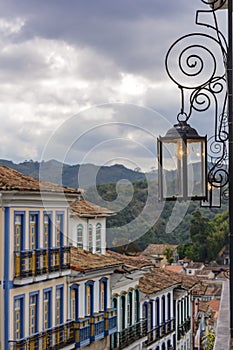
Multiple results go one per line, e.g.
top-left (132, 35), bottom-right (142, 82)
top-left (139, 268), bottom-right (200, 295)
top-left (142, 244), bottom-right (178, 256)
top-left (165, 265), bottom-right (185, 273)
top-left (191, 283), bottom-right (208, 296)
top-left (208, 299), bottom-right (220, 312)
top-left (186, 262), bottom-right (204, 269)
top-left (70, 246), bottom-right (121, 271)
top-left (199, 301), bottom-right (209, 313)
top-left (70, 198), bottom-right (115, 217)
top-left (204, 284), bottom-right (222, 297)
top-left (0, 165), bottom-right (79, 194)
top-left (106, 250), bottom-right (153, 269)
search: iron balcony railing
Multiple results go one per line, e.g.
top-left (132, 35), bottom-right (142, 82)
top-left (112, 319), bottom-right (147, 350)
top-left (73, 309), bottom-right (117, 348)
top-left (146, 319), bottom-right (175, 346)
top-left (104, 308), bottom-right (117, 335)
top-left (178, 317), bottom-right (191, 340)
top-left (74, 318), bottom-right (91, 348)
top-left (8, 320), bottom-right (74, 350)
top-left (90, 313), bottom-right (105, 342)
top-left (9, 308), bottom-right (118, 350)
top-left (14, 246), bottom-right (70, 279)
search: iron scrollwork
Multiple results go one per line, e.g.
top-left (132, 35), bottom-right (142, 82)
top-left (165, 0), bottom-right (229, 206)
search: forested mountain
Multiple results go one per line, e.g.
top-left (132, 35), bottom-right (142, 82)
top-left (84, 180), bottom-right (228, 256)
top-left (0, 159), bottom-right (147, 188)
top-left (0, 159), bottom-right (228, 260)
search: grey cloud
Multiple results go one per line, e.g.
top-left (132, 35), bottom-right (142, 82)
top-left (0, 0), bottom-right (224, 167)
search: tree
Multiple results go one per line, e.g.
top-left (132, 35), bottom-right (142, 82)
top-left (206, 330), bottom-right (215, 350)
top-left (163, 246), bottom-right (174, 264)
top-left (189, 210), bottom-right (211, 262)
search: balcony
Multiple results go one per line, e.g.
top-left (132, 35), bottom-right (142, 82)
top-left (177, 317), bottom-right (191, 340)
top-left (112, 319), bottom-right (147, 350)
top-left (14, 246), bottom-right (70, 283)
top-left (74, 318), bottom-right (90, 348)
top-left (8, 320), bottom-right (74, 350)
top-left (90, 313), bottom-right (105, 342)
top-left (146, 319), bottom-right (175, 346)
top-left (104, 308), bottom-right (117, 335)
top-left (73, 309), bottom-right (117, 348)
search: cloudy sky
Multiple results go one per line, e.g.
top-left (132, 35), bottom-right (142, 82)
top-left (0, 0), bottom-right (227, 171)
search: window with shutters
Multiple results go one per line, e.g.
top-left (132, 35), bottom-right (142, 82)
top-left (43, 214), bottom-right (51, 248)
top-left (43, 290), bottom-right (52, 330)
top-left (96, 223), bottom-right (101, 253)
top-left (29, 214), bottom-right (38, 250)
top-left (77, 224), bottom-right (83, 249)
top-left (127, 291), bottom-right (133, 326)
top-left (85, 282), bottom-right (94, 316)
top-left (29, 293), bottom-right (38, 335)
top-left (99, 279), bottom-right (107, 311)
top-left (14, 213), bottom-right (24, 251)
top-left (55, 287), bottom-right (63, 325)
top-left (134, 289), bottom-right (140, 322)
top-left (88, 224), bottom-right (93, 252)
top-left (14, 296), bottom-right (24, 340)
top-left (71, 286), bottom-right (79, 320)
top-left (55, 214), bottom-right (63, 247)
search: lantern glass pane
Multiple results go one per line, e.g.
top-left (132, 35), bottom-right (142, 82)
top-left (201, 182), bottom-right (221, 208)
top-left (161, 140), bottom-right (184, 198)
top-left (211, 185), bottom-right (221, 207)
top-left (187, 139), bottom-right (206, 198)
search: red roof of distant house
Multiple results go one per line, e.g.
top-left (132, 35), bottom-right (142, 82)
top-left (142, 244), bottom-right (178, 256)
top-left (165, 265), bottom-right (184, 273)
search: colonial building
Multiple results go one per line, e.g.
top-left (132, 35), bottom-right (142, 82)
top-left (0, 164), bottom-right (122, 350)
top-left (69, 198), bottom-right (114, 254)
top-left (142, 244), bottom-right (179, 266)
top-left (139, 269), bottom-right (199, 350)
top-left (0, 164), bottom-right (205, 350)
top-left (0, 165), bottom-right (79, 349)
top-left (69, 247), bottom-right (120, 349)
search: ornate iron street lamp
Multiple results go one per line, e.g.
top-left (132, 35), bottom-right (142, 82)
top-left (158, 117), bottom-right (207, 201)
top-left (158, 0), bottom-right (233, 346)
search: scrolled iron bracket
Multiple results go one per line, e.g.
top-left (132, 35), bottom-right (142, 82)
top-left (165, 0), bottom-right (229, 206)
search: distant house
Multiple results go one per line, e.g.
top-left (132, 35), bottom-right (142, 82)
top-left (142, 244), bottom-right (178, 265)
top-left (195, 268), bottom-right (215, 280)
top-left (185, 262), bottom-right (205, 276)
top-left (165, 264), bottom-right (185, 274)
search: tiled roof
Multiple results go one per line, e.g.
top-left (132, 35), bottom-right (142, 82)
top-left (70, 198), bottom-right (115, 217)
top-left (204, 284), bottom-right (222, 297)
top-left (186, 262), bottom-right (204, 270)
top-left (70, 246), bottom-right (121, 272)
top-left (142, 244), bottom-right (178, 256)
top-left (195, 269), bottom-right (214, 277)
top-left (216, 271), bottom-right (229, 279)
top-left (139, 268), bottom-right (200, 295)
top-left (106, 250), bottom-right (153, 270)
top-left (0, 165), bottom-right (79, 194)
top-left (199, 301), bottom-right (209, 313)
top-left (165, 265), bottom-right (185, 273)
top-left (198, 300), bottom-right (220, 324)
top-left (192, 283), bottom-right (208, 296)
top-left (208, 299), bottom-right (220, 313)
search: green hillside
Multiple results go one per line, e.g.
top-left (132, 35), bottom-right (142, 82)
top-left (85, 179), bottom-right (228, 260)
